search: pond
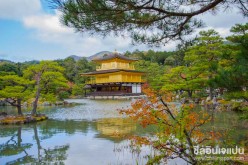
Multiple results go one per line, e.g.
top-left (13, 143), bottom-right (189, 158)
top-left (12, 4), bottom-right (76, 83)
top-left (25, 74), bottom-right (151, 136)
top-left (0, 99), bottom-right (247, 164)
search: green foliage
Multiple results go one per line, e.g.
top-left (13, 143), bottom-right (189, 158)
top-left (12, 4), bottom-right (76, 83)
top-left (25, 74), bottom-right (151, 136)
top-left (162, 30), bottom-right (223, 98)
top-left (0, 62), bottom-right (22, 76)
top-left (134, 60), bottom-right (165, 90)
top-left (0, 61), bottom-right (37, 77)
top-left (24, 61), bottom-right (68, 101)
top-left (0, 57), bottom-right (96, 101)
top-left (227, 102), bottom-right (248, 117)
top-left (0, 75), bottom-right (33, 100)
top-left (214, 23), bottom-right (248, 101)
top-left (125, 49), bottom-right (174, 65)
top-left (74, 58), bottom-right (95, 84)
top-left (224, 91), bottom-right (248, 101)
top-left (57, 57), bottom-right (94, 84)
top-left (59, 57), bottom-right (76, 82)
top-left (171, 40), bottom-right (197, 66)
top-left (162, 66), bottom-right (206, 94)
top-left (0, 71), bottom-right (16, 76)
top-left (53, 0), bottom-right (247, 45)
top-left (40, 93), bottom-right (57, 103)
top-left (24, 61), bottom-right (64, 79)
top-left (164, 56), bottom-right (176, 66)
top-left (0, 75), bottom-right (34, 114)
top-left (40, 71), bottom-right (68, 94)
top-left (71, 84), bottom-right (85, 96)
top-left (23, 61), bottom-right (69, 114)
top-left (58, 91), bottom-right (70, 100)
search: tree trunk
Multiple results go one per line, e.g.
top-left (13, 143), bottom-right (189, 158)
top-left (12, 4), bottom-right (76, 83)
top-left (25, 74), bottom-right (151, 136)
top-left (17, 126), bottom-right (22, 147)
top-left (17, 98), bottom-right (23, 116)
top-left (32, 73), bottom-right (41, 116)
top-left (209, 87), bottom-right (213, 100)
top-left (208, 75), bottom-right (213, 100)
top-left (33, 124), bottom-right (41, 161)
top-left (32, 87), bottom-right (41, 116)
top-left (183, 129), bottom-right (197, 165)
top-left (187, 90), bottom-right (193, 98)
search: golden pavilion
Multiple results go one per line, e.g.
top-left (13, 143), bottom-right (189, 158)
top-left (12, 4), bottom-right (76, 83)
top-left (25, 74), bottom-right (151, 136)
top-left (81, 53), bottom-right (144, 96)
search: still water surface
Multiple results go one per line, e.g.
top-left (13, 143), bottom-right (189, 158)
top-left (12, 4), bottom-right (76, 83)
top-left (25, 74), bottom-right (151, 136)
top-left (0, 99), bottom-right (247, 165)
top-left (0, 99), bottom-right (155, 165)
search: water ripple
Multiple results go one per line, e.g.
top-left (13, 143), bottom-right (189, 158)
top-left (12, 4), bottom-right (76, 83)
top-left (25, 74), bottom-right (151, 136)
top-left (47, 99), bottom-right (132, 121)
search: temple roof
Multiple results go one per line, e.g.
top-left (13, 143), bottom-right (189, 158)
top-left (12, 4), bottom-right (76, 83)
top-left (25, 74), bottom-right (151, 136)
top-left (92, 53), bottom-right (137, 62)
top-left (81, 69), bottom-right (145, 76)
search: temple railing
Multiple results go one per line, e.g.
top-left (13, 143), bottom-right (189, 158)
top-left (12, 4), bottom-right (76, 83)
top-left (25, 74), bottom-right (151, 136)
top-left (96, 65), bottom-right (135, 71)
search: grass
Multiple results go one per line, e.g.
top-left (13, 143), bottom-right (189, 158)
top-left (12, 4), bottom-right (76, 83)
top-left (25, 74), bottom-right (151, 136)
top-left (0, 114), bottom-right (48, 125)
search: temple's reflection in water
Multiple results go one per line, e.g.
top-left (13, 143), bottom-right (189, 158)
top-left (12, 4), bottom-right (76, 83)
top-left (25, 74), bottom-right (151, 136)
top-left (0, 118), bottom-right (152, 164)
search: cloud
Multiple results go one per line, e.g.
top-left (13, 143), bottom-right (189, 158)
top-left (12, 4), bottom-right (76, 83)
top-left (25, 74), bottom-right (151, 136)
top-left (199, 8), bottom-right (247, 28)
top-left (0, 53), bottom-right (33, 62)
top-left (23, 12), bottom-right (73, 34)
top-left (0, 0), bottom-right (42, 20)
top-left (21, 6), bottom-right (246, 58)
top-left (22, 11), bottom-right (156, 56)
top-left (196, 8), bottom-right (247, 37)
top-left (195, 27), bottom-right (231, 38)
top-left (183, 8), bottom-right (247, 43)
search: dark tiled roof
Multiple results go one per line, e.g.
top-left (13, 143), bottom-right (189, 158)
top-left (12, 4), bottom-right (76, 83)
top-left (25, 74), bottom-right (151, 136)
top-left (92, 53), bottom-right (137, 61)
top-left (81, 69), bottom-right (145, 75)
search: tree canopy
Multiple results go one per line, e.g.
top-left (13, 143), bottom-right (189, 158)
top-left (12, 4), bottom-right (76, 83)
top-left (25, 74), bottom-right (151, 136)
top-left (53, 0), bottom-right (247, 45)
top-left (215, 23), bottom-right (248, 101)
top-left (24, 61), bottom-right (68, 115)
top-left (0, 75), bottom-right (33, 115)
top-left (0, 62), bottom-right (22, 76)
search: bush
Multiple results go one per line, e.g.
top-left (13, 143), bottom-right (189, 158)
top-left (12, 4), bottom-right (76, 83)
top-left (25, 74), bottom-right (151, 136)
top-left (72, 84), bottom-right (85, 96)
top-left (58, 91), bottom-right (70, 100)
top-left (224, 91), bottom-right (248, 101)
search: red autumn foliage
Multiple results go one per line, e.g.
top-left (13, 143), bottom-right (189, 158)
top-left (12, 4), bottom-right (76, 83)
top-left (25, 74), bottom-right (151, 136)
top-left (119, 83), bottom-right (221, 164)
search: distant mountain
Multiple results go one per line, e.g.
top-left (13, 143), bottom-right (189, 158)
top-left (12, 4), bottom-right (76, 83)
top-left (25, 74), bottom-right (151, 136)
top-left (87, 51), bottom-right (111, 61)
top-left (0, 59), bottom-right (13, 63)
top-left (66, 51), bottom-right (112, 61)
top-left (0, 59), bottom-right (40, 64)
top-left (0, 51), bottom-right (113, 63)
top-left (67, 55), bottom-right (83, 61)
top-left (22, 60), bottom-right (40, 65)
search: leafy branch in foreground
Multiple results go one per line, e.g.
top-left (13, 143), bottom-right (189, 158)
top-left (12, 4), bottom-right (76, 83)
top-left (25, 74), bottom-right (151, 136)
top-left (53, 0), bottom-right (247, 45)
top-left (120, 84), bottom-right (221, 164)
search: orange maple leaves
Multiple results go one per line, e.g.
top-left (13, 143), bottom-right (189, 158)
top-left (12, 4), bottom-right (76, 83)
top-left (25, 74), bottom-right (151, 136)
top-left (118, 84), bottom-right (223, 164)
top-left (120, 83), bottom-right (218, 143)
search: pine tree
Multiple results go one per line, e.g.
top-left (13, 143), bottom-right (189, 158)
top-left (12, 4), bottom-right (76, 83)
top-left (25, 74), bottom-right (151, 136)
top-left (24, 61), bottom-right (68, 115)
top-left (162, 30), bottom-right (223, 99)
top-left (0, 75), bottom-right (33, 115)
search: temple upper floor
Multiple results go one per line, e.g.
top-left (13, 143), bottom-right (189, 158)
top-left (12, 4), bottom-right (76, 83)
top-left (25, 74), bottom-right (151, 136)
top-left (96, 61), bottom-right (135, 71)
top-left (92, 53), bottom-right (137, 71)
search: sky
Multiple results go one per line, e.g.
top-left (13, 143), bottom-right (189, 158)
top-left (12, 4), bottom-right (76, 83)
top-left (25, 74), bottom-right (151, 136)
top-left (0, 0), bottom-right (247, 62)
